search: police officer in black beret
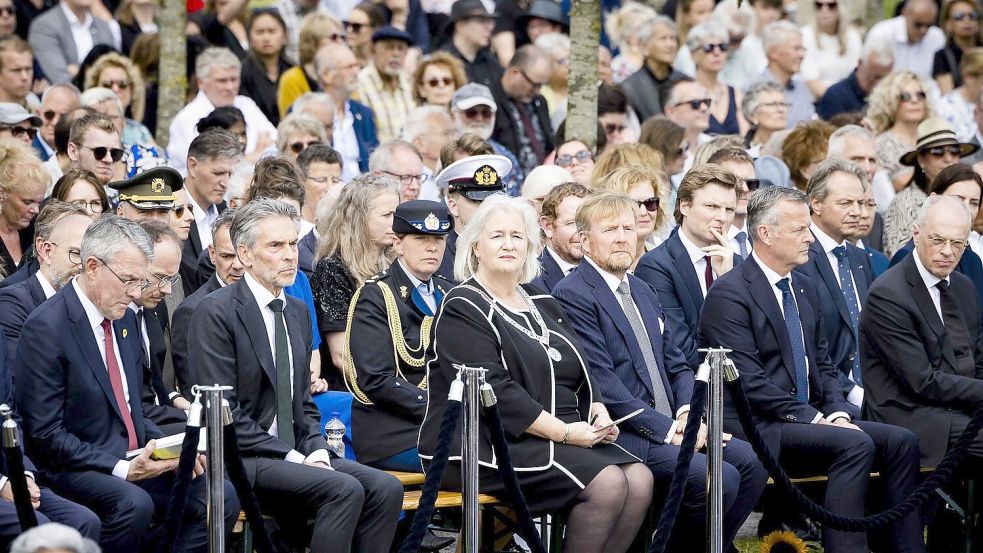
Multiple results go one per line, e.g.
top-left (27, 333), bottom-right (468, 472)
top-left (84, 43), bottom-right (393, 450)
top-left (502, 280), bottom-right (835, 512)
top-left (345, 200), bottom-right (455, 472)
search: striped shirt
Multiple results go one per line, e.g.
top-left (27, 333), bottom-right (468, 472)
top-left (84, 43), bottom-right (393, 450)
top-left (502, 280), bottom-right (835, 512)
top-left (353, 64), bottom-right (415, 143)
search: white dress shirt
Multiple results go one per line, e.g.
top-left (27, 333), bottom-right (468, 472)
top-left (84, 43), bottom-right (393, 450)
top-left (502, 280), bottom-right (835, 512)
top-left (913, 249), bottom-right (947, 323)
top-left (727, 221), bottom-right (753, 258)
top-left (865, 16), bottom-right (946, 80)
top-left (186, 193), bottom-right (219, 252)
top-left (61, 2), bottom-right (93, 64)
top-left (35, 272), bottom-right (56, 299)
top-left (677, 228), bottom-right (714, 298)
top-left (333, 102), bottom-right (361, 184)
top-left (242, 272), bottom-right (331, 467)
top-left (545, 246), bottom-right (577, 277)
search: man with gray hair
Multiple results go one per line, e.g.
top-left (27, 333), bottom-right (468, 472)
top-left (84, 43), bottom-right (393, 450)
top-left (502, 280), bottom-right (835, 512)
top-left (862, 195), bottom-right (983, 467)
top-left (10, 523), bottom-right (99, 553)
top-left (15, 214), bottom-right (241, 553)
top-left (34, 83), bottom-right (81, 161)
top-left (699, 185), bottom-right (925, 552)
top-left (167, 47), bottom-right (276, 175)
top-left (817, 36), bottom-right (894, 120)
top-left (369, 140), bottom-right (425, 203)
top-left (189, 198), bottom-right (403, 553)
top-left (864, 0), bottom-right (945, 79)
top-left (403, 105), bottom-right (458, 202)
top-left (827, 125), bottom-right (886, 255)
top-left (292, 93), bottom-right (336, 144)
top-left (796, 159), bottom-right (875, 416)
top-left (746, 20), bottom-right (815, 126)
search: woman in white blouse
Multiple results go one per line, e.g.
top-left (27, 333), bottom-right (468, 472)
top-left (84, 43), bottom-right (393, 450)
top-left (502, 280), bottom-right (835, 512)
top-left (800, 0), bottom-right (862, 99)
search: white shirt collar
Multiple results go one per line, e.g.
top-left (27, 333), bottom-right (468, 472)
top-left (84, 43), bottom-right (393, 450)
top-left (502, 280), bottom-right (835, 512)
top-left (913, 247), bottom-right (948, 290)
top-left (72, 277), bottom-right (107, 329)
top-left (727, 221), bottom-right (748, 240)
top-left (752, 251), bottom-right (790, 285)
top-left (892, 15), bottom-right (912, 44)
top-left (35, 271), bottom-right (56, 299)
top-left (299, 219), bottom-right (315, 239)
top-left (243, 271), bottom-right (285, 310)
top-left (584, 255), bottom-right (627, 295)
top-left (545, 246), bottom-right (578, 275)
top-left (398, 258), bottom-right (431, 292)
top-left (60, 1), bottom-right (92, 27)
top-left (810, 223), bottom-right (846, 254)
top-left (677, 228), bottom-right (709, 265)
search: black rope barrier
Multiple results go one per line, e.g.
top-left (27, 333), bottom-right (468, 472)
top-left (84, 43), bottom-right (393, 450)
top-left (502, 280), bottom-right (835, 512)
top-left (727, 376), bottom-right (983, 531)
top-left (649, 379), bottom-right (709, 553)
top-left (398, 395), bottom-right (463, 553)
top-left (157, 427), bottom-right (202, 553)
top-left (483, 397), bottom-right (547, 553)
top-left (223, 422), bottom-right (279, 553)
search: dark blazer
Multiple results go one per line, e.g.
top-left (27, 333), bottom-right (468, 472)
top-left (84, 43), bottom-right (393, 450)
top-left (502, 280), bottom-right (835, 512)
top-left (28, 6), bottom-right (116, 84)
top-left (867, 213), bottom-right (885, 253)
top-left (0, 261), bottom-right (36, 289)
top-left (14, 283), bottom-right (162, 475)
top-left (188, 278), bottom-right (327, 468)
top-left (635, 232), bottom-right (741, 369)
top-left (435, 231), bottom-right (458, 284)
top-left (139, 306), bottom-right (185, 426)
top-left (490, 82), bottom-right (553, 168)
top-left (530, 249), bottom-right (565, 294)
top-left (299, 231), bottom-right (318, 277)
top-left (180, 201), bottom-right (228, 295)
top-left (794, 238), bottom-right (873, 397)
top-left (697, 257), bottom-right (850, 456)
top-left (0, 335), bottom-right (36, 476)
top-left (890, 239), bottom-right (983, 325)
top-left (866, 246), bottom-right (890, 277)
top-left (860, 255), bottom-right (983, 466)
top-left (552, 261), bottom-right (695, 459)
top-left (0, 273), bottom-right (47, 367)
top-left (620, 66), bottom-right (687, 122)
top-left (349, 99), bottom-right (379, 173)
top-left (347, 262), bottom-right (450, 464)
top-left (170, 274), bottom-right (223, 400)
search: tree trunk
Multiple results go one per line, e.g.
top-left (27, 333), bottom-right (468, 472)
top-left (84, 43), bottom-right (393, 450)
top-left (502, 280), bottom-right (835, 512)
top-left (566, 0), bottom-right (600, 150)
top-left (155, 0), bottom-right (187, 147)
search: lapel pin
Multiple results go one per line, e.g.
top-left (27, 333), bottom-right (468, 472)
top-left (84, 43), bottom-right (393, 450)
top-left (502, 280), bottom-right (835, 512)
top-left (399, 285), bottom-right (408, 298)
top-left (122, 329), bottom-right (128, 338)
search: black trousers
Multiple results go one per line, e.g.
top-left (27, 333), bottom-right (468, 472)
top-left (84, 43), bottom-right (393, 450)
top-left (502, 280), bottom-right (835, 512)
top-left (243, 457), bottom-right (403, 553)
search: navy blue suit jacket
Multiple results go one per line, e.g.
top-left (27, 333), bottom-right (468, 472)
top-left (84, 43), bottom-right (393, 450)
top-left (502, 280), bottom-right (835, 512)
top-left (349, 99), bottom-right (378, 173)
top-left (0, 335), bottom-right (35, 476)
top-left (890, 239), bottom-right (983, 325)
top-left (697, 257), bottom-right (851, 456)
top-left (552, 261), bottom-right (695, 459)
top-left (635, 232), bottom-right (741, 369)
top-left (795, 238), bottom-right (873, 397)
top-left (531, 249), bottom-right (565, 294)
top-left (0, 274), bottom-right (47, 368)
top-left (866, 246), bottom-right (890, 277)
top-left (14, 283), bottom-right (162, 475)
top-left (299, 231), bottom-right (317, 277)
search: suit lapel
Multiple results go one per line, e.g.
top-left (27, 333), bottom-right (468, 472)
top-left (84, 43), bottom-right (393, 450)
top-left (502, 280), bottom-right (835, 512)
top-left (539, 250), bottom-right (563, 289)
top-left (745, 260), bottom-right (798, 383)
top-left (187, 221), bottom-right (203, 256)
top-left (848, 246), bottom-right (871, 299)
top-left (234, 282), bottom-right (277, 386)
top-left (64, 286), bottom-right (127, 425)
top-left (791, 275), bottom-right (822, 393)
top-left (809, 240), bottom-right (851, 327)
top-left (667, 234), bottom-right (704, 312)
top-left (392, 263), bottom-right (432, 317)
top-left (903, 256), bottom-right (960, 369)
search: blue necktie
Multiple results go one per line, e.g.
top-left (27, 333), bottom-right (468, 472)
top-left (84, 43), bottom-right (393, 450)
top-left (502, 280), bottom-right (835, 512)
top-left (417, 282), bottom-right (436, 316)
top-left (832, 246), bottom-right (862, 386)
top-left (735, 231), bottom-right (749, 259)
top-left (776, 278), bottom-right (809, 403)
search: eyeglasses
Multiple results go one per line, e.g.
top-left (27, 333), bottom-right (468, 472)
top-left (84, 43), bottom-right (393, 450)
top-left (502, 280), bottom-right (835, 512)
top-left (69, 199), bottom-right (105, 213)
top-left (81, 145), bottom-right (125, 162)
top-left (426, 77), bottom-right (454, 87)
top-left (96, 256), bottom-right (151, 292)
top-left (382, 170), bottom-right (423, 185)
top-left (150, 272), bottom-right (181, 289)
top-left (636, 197), bottom-right (660, 212)
top-left (556, 150), bottom-right (592, 167)
top-left (49, 242), bottom-right (82, 265)
top-left (700, 42), bottom-right (730, 53)
top-left (99, 80), bottom-right (131, 90)
top-left (463, 107), bottom-right (494, 120)
top-left (924, 144), bottom-right (962, 157)
top-left (759, 101), bottom-right (791, 110)
top-left (926, 234), bottom-right (969, 252)
top-left (743, 178), bottom-right (761, 191)
top-left (814, 1), bottom-right (837, 9)
top-left (307, 175), bottom-right (344, 185)
top-left (604, 122), bottom-right (629, 135)
top-left (953, 11), bottom-right (980, 21)
top-left (1, 125), bottom-right (37, 139)
top-left (289, 140), bottom-right (321, 154)
top-left (173, 202), bottom-right (193, 218)
top-left (344, 21), bottom-right (367, 33)
top-left (675, 98), bottom-right (712, 110)
top-left (41, 109), bottom-right (66, 122)
top-left (518, 69), bottom-right (548, 89)
top-left (899, 90), bottom-right (927, 102)
top-left (0, 7), bottom-right (13, 16)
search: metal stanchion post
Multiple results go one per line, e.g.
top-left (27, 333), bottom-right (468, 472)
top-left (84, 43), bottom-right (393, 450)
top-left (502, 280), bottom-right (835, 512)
top-left (455, 364), bottom-right (487, 553)
top-left (198, 384), bottom-right (233, 553)
top-left (697, 347), bottom-right (732, 553)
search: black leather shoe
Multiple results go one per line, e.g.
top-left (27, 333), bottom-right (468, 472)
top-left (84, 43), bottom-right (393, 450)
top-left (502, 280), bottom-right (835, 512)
top-left (419, 530), bottom-right (455, 551)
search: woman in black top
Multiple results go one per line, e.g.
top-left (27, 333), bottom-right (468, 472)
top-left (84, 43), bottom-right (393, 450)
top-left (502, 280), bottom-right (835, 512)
top-left (311, 174), bottom-right (400, 390)
top-left (197, 0), bottom-right (250, 58)
top-left (420, 193), bottom-right (652, 553)
top-left (934, 0), bottom-right (983, 94)
top-left (0, 142), bottom-right (47, 277)
top-left (240, 9), bottom-right (291, 126)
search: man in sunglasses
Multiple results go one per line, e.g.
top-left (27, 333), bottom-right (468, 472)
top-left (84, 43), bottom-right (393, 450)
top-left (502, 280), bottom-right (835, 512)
top-left (491, 44), bottom-right (554, 178)
top-left (865, 0), bottom-right (945, 80)
top-left (110, 166), bottom-right (185, 225)
top-left (67, 112), bottom-right (122, 187)
top-left (747, 20), bottom-right (815, 126)
top-left (449, 83), bottom-right (523, 196)
top-left (664, 79), bottom-right (711, 173)
top-left (0, 102), bottom-right (39, 147)
top-left (32, 83), bottom-right (80, 162)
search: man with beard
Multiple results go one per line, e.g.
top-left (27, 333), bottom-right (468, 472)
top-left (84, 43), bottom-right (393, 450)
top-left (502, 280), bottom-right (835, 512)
top-left (316, 42), bottom-right (378, 181)
top-left (354, 27), bottom-right (414, 143)
top-left (532, 182), bottom-right (591, 293)
top-left (0, 202), bottom-right (91, 365)
top-left (67, 112), bottom-right (122, 188)
top-left (449, 84), bottom-right (522, 195)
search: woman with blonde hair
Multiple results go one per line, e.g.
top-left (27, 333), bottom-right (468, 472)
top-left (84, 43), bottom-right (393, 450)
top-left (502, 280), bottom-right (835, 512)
top-left (604, 2), bottom-right (659, 83)
top-left (800, 0), bottom-right (862, 98)
top-left (311, 173), bottom-right (399, 389)
top-left (593, 164), bottom-right (669, 265)
top-left (84, 53), bottom-right (153, 146)
top-left (277, 13), bottom-right (346, 119)
top-left (0, 140), bottom-right (48, 276)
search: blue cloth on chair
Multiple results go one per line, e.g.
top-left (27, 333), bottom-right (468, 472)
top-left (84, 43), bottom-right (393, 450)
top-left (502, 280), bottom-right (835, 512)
top-left (313, 391), bottom-right (356, 460)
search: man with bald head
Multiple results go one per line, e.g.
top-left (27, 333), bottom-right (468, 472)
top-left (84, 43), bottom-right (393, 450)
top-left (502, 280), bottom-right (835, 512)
top-left (492, 44), bottom-right (554, 177)
top-left (865, 0), bottom-right (945, 79)
top-left (314, 42), bottom-right (378, 182)
top-left (861, 195), bottom-right (983, 467)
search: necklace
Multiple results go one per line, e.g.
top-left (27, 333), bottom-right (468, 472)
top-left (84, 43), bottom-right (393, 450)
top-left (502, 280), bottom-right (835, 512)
top-left (462, 284), bottom-right (563, 362)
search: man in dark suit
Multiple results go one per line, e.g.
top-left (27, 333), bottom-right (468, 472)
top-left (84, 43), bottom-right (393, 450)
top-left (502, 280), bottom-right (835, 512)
top-left (491, 45), bottom-right (554, 178)
top-left (0, 202), bottom-right (91, 367)
top-left (797, 160), bottom-right (874, 417)
top-left (636, 164), bottom-right (741, 369)
top-left (861, 195), bottom-right (983, 467)
top-left (553, 193), bottom-right (767, 552)
top-left (180, 130), bottom-right (239, 294)
top-left (14, 215), bottom-right (239, 553)
top-left (698, 186), bottom-right (925, 553)
top-left (532, 182), bottom-right (590, 293)
top-left (188, 199), bottom-right (402, 553)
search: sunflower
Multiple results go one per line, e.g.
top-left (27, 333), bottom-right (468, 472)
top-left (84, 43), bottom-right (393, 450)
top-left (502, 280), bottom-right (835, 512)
top-left (759, 530), bottom-right (808, 553)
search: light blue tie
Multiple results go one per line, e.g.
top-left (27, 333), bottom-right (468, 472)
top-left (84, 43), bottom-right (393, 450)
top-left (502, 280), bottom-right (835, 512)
top-left (832, 246), bottom-right (862, 386)
top-left (417, 282), bottom-right (436, 315)
top-left (776, 278), bottom-right (809, 403)
top-left (735, 231), bottom-right (749, 259)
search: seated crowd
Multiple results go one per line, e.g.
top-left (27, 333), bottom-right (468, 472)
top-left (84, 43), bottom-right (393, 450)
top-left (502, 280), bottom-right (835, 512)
top-left (0, 0), bottom-right (983, 551)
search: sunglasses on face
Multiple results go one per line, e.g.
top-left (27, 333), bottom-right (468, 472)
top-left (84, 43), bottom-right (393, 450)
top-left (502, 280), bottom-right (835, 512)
top-left (328, 32), bottom-right (347, 42)
top-left (700, 42), bottom-right (729, 53)
top-left (636, 197), bottom-right (660, 212)
top-left (81, 145), bottom-right (125, 162)
top-left (953, 11), bottom-right (980, 21)
top-left (173, 203), bottom-right (193, 218)
top-left (555, 150), bottom-right (592, 167)
top-left (344, 21), bottom-right (367, 33)
top-left (289, 140), bottom-right (321, 154)
top-left (100, 80), bottom-right (131, 90)
top-left (427, 77), bottom-right (454, 87)
top-left (604, 122), bottom-right (629, 134)
top-left (814, 1), bottom-right (837, 9)
top-left (924, 144), bottom-right (962, 157)
top-left (2, 126), bottom-right (36, 139)
top-left (899, 90), bottom-right (927, 102)
top-left (464, 107), bottom-right (494, 120)
top-left (41, 110), bottom-right (64, 121)
top-left (675, 97), bottom-right (712, 110)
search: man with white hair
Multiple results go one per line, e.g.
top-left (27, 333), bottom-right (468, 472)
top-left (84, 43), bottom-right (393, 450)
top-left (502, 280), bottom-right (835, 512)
top-left (865, 0), bottom-right (945, 80)
top-left (167, 47), bottom-right (277, 175)
top-left (827, 125), bottom-right (886, 254)
top-left (315, 42), bottom-right (378, 183)
top-left (818, 36), bottom-right (894, 121)
top-left (746, 20), bottom-right (815, 126)
top-left (368, 140), bottom-right (425, 203)
top-left (402, 105), bottom-right (459, 202)
top-left (11, 523), bottom-right (99, 553)
top-left (354, 27), bottom-right (415, 143)
top-left (449, 83), bottom-right (523, 195)
top-left (292, 93), bottom-right (336, 144)
top-left (33, 83), bottom-right (80, 161)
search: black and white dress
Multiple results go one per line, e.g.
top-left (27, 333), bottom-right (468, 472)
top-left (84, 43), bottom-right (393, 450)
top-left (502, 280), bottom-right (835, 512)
top-left (418, 278), bottom-right (639, 514)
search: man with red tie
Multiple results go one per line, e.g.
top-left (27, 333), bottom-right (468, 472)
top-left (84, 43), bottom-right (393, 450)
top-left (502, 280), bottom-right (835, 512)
top-left (13, 215), bottom-right (240, 553)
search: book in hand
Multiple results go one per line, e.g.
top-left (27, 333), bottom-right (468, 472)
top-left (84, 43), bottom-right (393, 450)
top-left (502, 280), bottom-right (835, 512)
top-left (126, 433), bottom-right (185, 460)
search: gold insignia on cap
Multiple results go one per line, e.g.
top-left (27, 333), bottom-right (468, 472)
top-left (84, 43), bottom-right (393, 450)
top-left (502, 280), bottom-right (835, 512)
top-left (473, 165), bottom-right (498, 186)
top-left (424, 212), bottom-right (439, 231)
top-left (150, 178), bottom-right (166, 193)
top-left (399, 285), bottom-right (408, 299)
